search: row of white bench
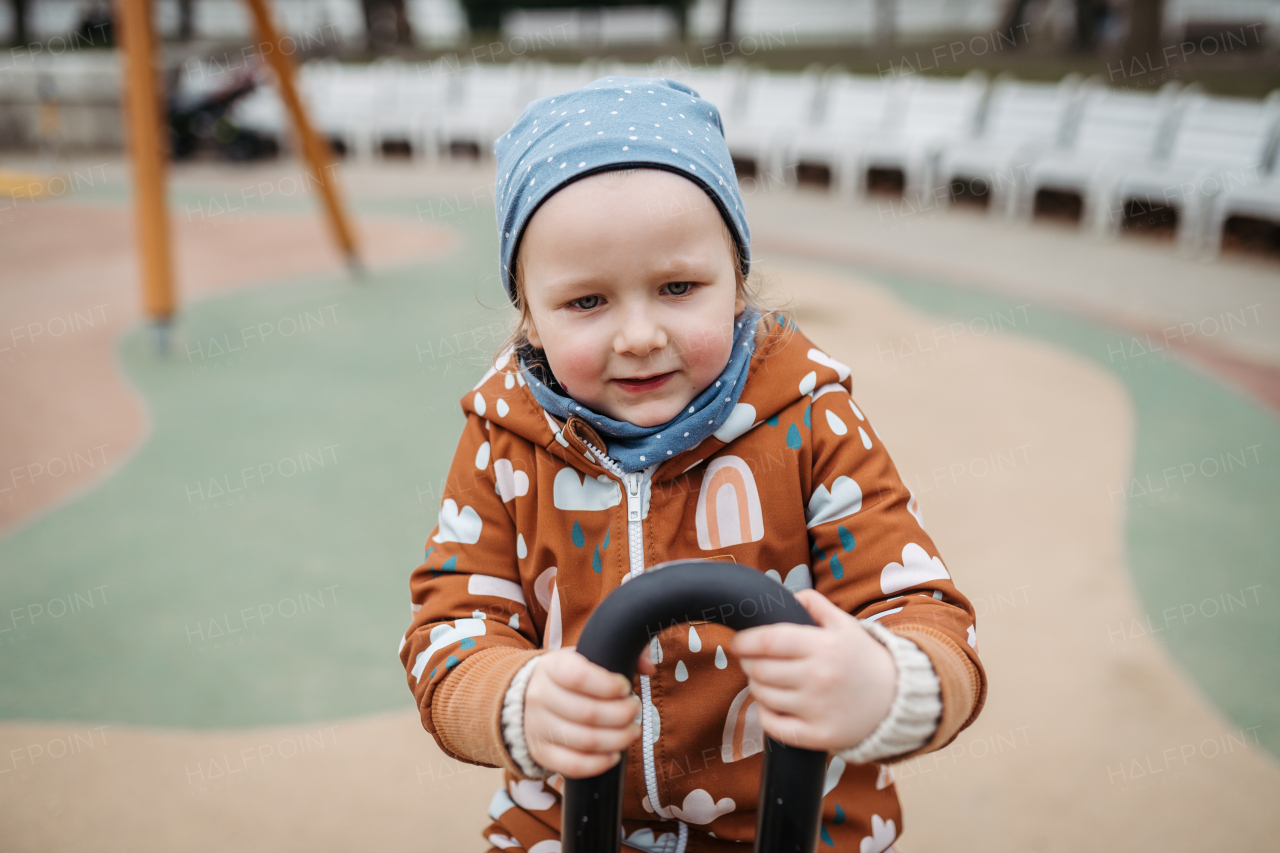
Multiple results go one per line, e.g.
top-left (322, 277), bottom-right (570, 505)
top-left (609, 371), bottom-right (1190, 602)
top-left (219, 59), bottom-right (1280, 257)
top-left (715, 66), bottom-right (1280, 257)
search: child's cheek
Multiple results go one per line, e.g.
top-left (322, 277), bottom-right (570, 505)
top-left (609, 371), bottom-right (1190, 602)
top-left (549, 340), bottom-right (605, 398)
top-left (676, 323), bottom-right (734, 379)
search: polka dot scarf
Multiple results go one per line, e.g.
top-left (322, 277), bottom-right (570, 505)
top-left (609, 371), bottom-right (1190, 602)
top-left (519, 308), bottom-right (762, 473)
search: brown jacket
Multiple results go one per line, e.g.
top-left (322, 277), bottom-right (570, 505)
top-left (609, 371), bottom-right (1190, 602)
top-left (400, 316), bottom-right (986, 852)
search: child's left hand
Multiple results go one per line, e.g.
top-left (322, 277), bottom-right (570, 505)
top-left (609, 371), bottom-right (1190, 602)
top-left (729, 589), bottom-right (898, 754)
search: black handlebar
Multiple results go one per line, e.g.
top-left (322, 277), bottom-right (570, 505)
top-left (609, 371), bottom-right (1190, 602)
top-left (561, 560), bottom-right (828, 853)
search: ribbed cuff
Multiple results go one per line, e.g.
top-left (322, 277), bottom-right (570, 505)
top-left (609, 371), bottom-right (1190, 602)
top-left (837, 620), bottom-right (943, 765)
top-left (430, 646), bottom-right (542, 772)
top-left (501, 656), bottom-right (553, 780)
top-left (892, 624), bottom-right (984, 754)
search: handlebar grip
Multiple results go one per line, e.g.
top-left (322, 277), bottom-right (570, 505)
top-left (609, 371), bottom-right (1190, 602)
top-left (561, 560), bottom-right (828, 853)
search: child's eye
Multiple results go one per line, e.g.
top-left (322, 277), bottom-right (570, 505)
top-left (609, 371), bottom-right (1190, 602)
top-left (664, 281), bottom-right (695, 296)
top-left (570, 295), bottom-right (601, 310)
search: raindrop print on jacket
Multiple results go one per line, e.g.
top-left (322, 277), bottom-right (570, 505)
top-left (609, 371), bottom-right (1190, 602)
top-left (399, 314), bottom-right (987, 853)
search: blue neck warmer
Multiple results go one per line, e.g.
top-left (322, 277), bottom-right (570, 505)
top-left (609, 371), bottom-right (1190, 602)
top-left (521, 308), bottom-right (762, 473)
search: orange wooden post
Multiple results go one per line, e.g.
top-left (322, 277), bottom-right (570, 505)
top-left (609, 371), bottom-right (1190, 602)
top-left (115, 0), bottom-right (176, 325)
top-left (242, 0), bottom-right (361, 268)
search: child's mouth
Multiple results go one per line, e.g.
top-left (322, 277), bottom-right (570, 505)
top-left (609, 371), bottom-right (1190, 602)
top-left (613, 372), bottom-right (674, 393)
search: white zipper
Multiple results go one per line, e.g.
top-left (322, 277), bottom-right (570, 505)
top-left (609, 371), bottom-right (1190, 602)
top-left (582, 440), bottom-right (684, 848)
top-left (582, 442), bottom-right (649, 586)
top-left (623, 470), bottom-right (646, 582)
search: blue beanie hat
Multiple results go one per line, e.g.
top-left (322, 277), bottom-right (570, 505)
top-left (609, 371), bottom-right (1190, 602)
top-left (492, 75), bottom-right (751, 305)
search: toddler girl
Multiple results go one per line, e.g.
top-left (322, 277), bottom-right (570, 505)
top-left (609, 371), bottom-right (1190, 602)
top-left (400, 75), bottom-right (986, 853)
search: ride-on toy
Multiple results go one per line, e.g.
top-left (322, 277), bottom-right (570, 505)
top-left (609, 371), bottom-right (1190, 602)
top-left (562, 560), bottom-right (828, 853)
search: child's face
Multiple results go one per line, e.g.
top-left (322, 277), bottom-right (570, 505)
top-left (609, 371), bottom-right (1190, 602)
top-left (520, 168), bottom-right (745, 428)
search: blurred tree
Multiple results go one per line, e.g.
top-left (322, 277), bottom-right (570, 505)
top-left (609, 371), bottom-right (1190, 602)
top-left (1123, 0), bottom-right (1163, 60)
top-left (361, 0), bottom-right (413, 51)
top-left (10, 0), bottom-right (28, 45)
top-left (719, 0), bottom-right (734, 46)
top-left (460, 0), bottom-right (692, 40)
top-left (73, 0), bottom-right (115, 46)
top-left (178, 0), bottom-right (193, 40)
top-left (1072, 0), bottom-right (1108, 51)
top-left (997, 0), bottom-right (1034, 48)
top-left (999, 0), bottom-right (1114, 52)
top-left (463, 0), bottom-right (506, 31)
top-left (875, 0), bottom-right (894, 45)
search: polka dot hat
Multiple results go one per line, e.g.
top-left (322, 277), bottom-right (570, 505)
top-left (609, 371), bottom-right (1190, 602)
top-left (492, 75), bottom-right (751, 304)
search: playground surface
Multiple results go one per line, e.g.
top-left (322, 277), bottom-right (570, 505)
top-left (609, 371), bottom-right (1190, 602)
top-left (1, 157), bottom-right (1278, 851)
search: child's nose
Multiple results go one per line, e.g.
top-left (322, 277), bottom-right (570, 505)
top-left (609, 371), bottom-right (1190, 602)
top-left (613, 312), bottom-right (668, 358)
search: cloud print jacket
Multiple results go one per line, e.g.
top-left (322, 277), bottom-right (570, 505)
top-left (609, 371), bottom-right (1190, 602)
top-left (399, 316), bottom-right (987, 852)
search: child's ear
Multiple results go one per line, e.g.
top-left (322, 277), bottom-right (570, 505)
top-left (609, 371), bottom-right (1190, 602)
top-left (734, 295), bottom-right (746, 315)
top-left (526, 320), bottom-right (543, 350)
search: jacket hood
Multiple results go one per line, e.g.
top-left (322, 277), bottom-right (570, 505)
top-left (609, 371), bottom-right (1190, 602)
top-left (460, 314), bottom-right (854, 482)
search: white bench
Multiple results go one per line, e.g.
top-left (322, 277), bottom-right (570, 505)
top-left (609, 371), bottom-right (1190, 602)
top-left (835, 71), bottom-right (989, 201)
top-left (433, 61), bottom-right (532, 159)
top-left (721, 66), bottom-right (824, 185)
top-left (1010, 82), bottom-right (1182, 224)
top-left (780, 71), bottom-right (901, 193)
top-left (933, 74), bottom-right (1083, 217)
top-left (1089, 90), bottom-right (1280, 251)
top-left (1200, 139), bottom-right (1280, 257)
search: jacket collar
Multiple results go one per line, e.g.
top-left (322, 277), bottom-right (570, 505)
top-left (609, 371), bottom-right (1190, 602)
top-left (461, 314), bottom-right (853, 483)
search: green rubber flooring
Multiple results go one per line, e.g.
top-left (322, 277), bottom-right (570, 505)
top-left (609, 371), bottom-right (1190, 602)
top-left (862, 269), bottom-right (1279, 758)
top-left (1, 196), bottom-right (1276, 758)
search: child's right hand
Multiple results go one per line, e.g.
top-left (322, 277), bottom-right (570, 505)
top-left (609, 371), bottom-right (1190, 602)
top-left (524, 645), bottom-right (655, 779)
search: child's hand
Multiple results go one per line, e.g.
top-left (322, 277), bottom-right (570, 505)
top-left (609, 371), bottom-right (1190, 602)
top-left (730, 589), bottom-right (897, 754)
top-left (524, 644), bottom-right (656, 778)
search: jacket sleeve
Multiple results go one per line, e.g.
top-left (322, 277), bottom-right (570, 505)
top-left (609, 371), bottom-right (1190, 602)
top-left (805, 382), bottom-right (987, 762)
top-left (398, 412), bottom-right (546, 775)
